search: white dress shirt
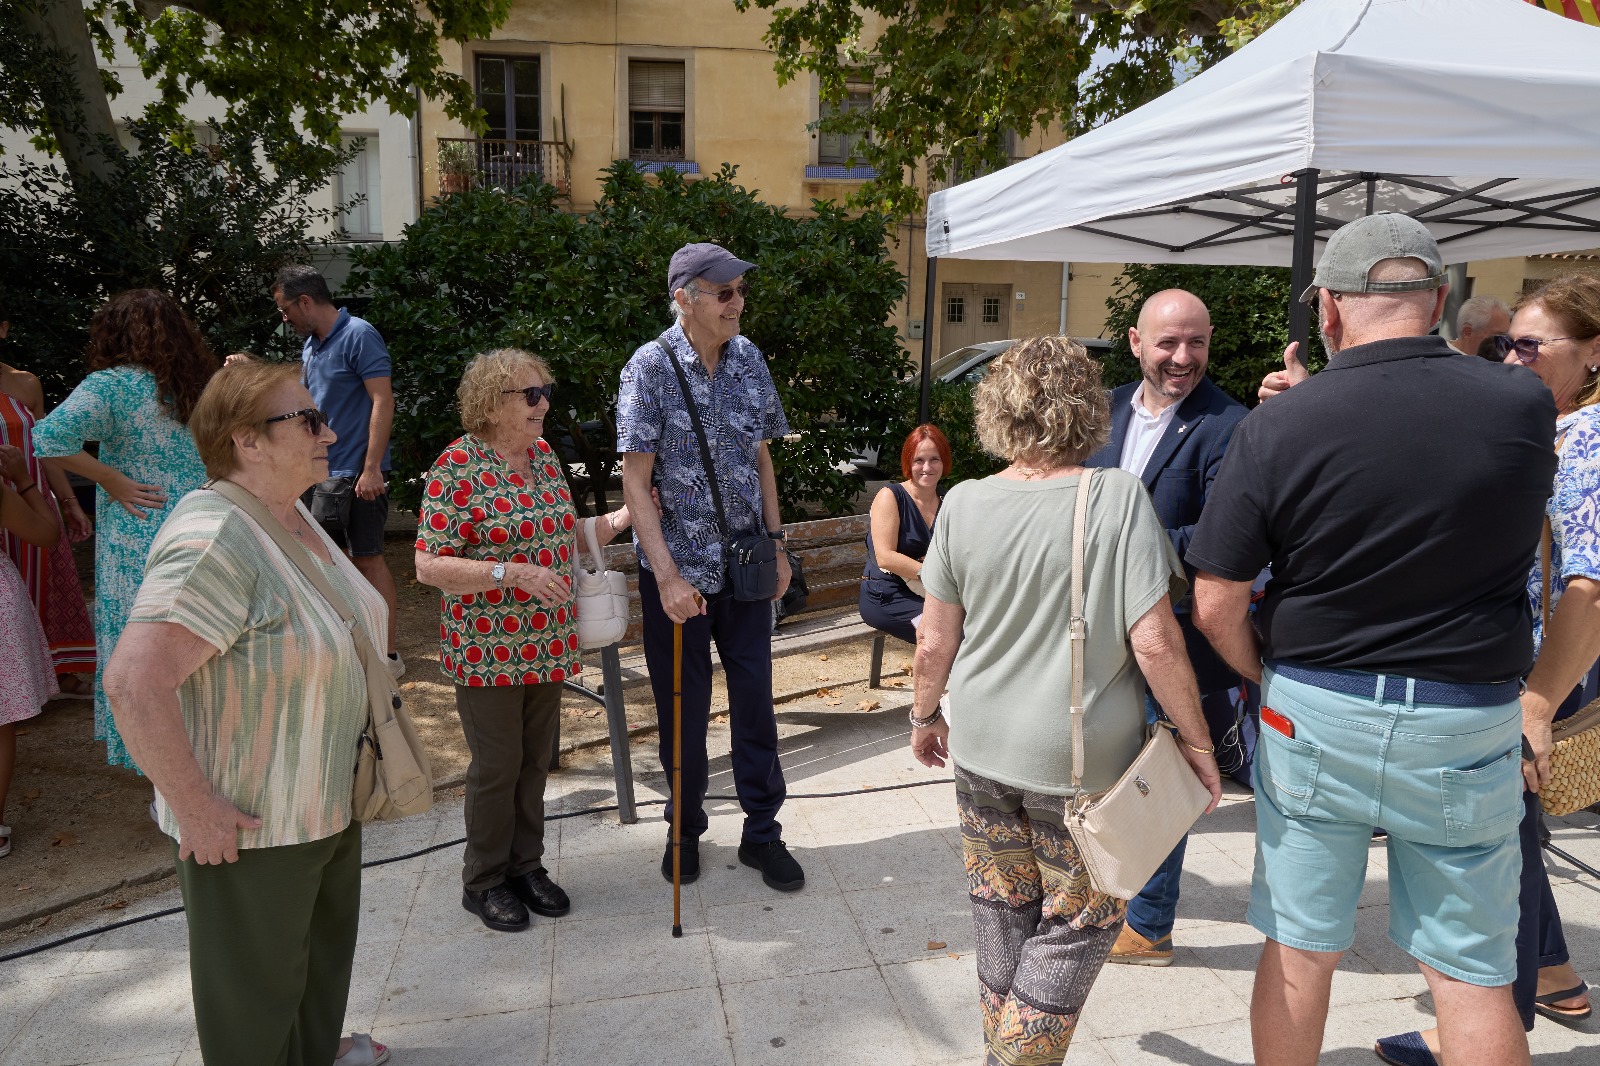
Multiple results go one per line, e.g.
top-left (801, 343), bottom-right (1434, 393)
top-left (1117, 387), bottom-right (1180, 476)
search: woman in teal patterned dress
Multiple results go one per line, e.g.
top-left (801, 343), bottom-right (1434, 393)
top-left (33, 290), bottom-right (215, 770)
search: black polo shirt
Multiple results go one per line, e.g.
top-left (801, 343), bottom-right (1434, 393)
top-left (1187, 335), bottom-right (1556, 683)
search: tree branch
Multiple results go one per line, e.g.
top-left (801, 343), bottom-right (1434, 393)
top-left (18, 0), bottom-right (123, 188)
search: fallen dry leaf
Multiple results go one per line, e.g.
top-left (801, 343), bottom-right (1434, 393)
top-left (815, 675), bottom-right (831, 682)
top-left (52, 832), bottom-right (80, 848)
top-left (102, 899), bottom-right (129, 911)
top-left (857, 699), bottom-right (881, 712)
top-left (22, 788), bottom-right (42, 801)
top-left (16, 885), bottom-right (29, 892)
top-left (927, 940), bottom-right (947, 950)
top-left (826, 699), bottom-right (843, 707)
top-left (816, 688), bottom-right (834, 698)
top-left (947, 952), bottom-right (960, 960)
top-left (883, 679), bottom-right (908, 689)
top-left (14, 727), bottom-right (27, 736)
top-left (91, 791), bottom-right (112, 800)
top-left (818, 654), bottom-right (829, 661)
top-left (900, 659), bottom-right (914, 674)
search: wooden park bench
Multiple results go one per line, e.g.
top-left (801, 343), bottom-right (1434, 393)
top-left (558, 512), bottom-right (897, 822)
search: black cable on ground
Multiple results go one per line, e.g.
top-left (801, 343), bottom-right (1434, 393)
top-left (0, 777), bottom-right (954, 965)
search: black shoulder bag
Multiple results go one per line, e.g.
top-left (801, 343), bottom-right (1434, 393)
top-left (658, 335), bottom-right (778, 601)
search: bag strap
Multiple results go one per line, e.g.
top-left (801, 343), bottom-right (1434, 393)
top-left (582, 515), bottom-right (609, 575)
top-left (206, 479), bottom-right (393, 716)
top-left (1069, 468), bottom-right (1096, 792)
top-left (658, 335), bottom-right (732, 543)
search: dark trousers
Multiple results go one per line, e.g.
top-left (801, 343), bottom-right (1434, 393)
top-left (454, 680), bottom-right (562, 892)
top-left (173, 820), bottom-right (362, 1066)
top-left (639, 567), bottom-right (786, 843)
top-left (1127, 686), bottom-right (1255, 941)
top-left (1510, 684), bottom-right (1583, 1029)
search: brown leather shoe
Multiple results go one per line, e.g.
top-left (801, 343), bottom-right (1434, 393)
top-left (1107, 923), bottom-right (1173, 966)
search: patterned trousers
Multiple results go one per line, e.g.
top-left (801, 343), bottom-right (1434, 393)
top-left (956, 765), bottom-right (1126, 1066)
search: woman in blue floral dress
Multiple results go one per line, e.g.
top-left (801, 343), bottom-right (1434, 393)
top-left (32, 290), bottom-right (215, 770)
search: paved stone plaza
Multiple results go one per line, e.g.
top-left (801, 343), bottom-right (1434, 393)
top-left (1, 688), bottom-right (1595, 1065)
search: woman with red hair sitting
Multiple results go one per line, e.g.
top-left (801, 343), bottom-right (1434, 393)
top-left (858, 424), bottom-right (950, 644)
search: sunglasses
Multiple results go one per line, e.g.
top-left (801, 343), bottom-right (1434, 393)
top-left (502, 383), bottom-right (555, 405)
top-left (695, 281), bottom-right (751, 304)
top-left (1493, 335), bottom-right (1586, 365)
top-left (263, 408), bottom-right (327, 435)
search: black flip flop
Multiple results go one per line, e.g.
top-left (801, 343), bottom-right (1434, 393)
top-left (1534, 981), bottom-right (1592, 1026)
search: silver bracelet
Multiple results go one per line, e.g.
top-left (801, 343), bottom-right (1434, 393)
top-left (604, 511), bottom-right (616, 535)
top-left (909, 707), bottom-right (943, 729)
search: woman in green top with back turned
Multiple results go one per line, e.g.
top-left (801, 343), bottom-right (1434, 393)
top-left (908, 336), bottom-right (1222, 1066)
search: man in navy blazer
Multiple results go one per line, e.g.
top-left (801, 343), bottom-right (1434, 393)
top-left (1085, 289), bottom-right (1249, 966)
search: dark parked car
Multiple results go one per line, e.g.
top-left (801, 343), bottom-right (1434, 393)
top-left (852, 337), bottom-right (1112, 475)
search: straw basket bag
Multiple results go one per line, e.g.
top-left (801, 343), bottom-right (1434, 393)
top-left (1541, 698), bottom-right (1600, 817)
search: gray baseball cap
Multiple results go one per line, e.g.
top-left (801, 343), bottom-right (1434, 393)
top-left (668, 242), bottom-right (756, 295)
top-left (1298, 212), bottom-right (1446, 304)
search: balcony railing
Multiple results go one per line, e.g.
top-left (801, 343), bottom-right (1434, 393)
top-left (437, 138), bottom-right (572, 196)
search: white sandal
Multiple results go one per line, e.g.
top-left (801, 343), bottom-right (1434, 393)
top-left (333, 1033), bottom-right (390, 1066)
top-left (0, 824), bottom-right (11, 859)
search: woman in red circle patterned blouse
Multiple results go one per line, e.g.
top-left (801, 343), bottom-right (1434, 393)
top-left (415, 348), bottom-right (632, 933)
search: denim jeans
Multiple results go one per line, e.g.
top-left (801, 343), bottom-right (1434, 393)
top-left (1126, 686), bottom-right (1256, 942)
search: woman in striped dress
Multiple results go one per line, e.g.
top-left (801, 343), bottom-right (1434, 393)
top-left (0, 318), bottom-right (96, 693)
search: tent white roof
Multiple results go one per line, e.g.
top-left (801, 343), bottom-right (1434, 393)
top-left (925, 0), bottom-right (1600, 266)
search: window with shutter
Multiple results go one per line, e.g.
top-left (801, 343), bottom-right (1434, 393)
top-left (629, 60), bottom-right (686, 160)
top-left (817, 82), bottom-right (871, 165)
top-left (336, 135), bottom-right (382, 241)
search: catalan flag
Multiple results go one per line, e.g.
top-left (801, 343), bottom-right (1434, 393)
top-left (1524, 0), bottom-right (1600, 26)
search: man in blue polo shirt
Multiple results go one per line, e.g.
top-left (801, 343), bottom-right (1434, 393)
top-left (272, 264), bottom-right (403, 678)
top-left (1190, 214), bottom-right (1554, 1066)
top-left (617, 242), bottom-right (803, 895)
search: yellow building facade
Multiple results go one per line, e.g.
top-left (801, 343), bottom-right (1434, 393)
top-left (416, 1), bottom-right (1594, 355)
top-left (416, 0), bottom-right (1114, 359)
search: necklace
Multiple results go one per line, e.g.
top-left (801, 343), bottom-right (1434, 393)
top-left (1013, 464), bottom-right (1056, 481)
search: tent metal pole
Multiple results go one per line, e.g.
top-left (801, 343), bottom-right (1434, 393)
top-left (919, 254), bottom-right (938, 424)
top-left (1287, 168), bottom-right (1320, 362)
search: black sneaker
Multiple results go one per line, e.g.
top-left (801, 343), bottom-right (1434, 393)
top-left (462, 884), bottom-right (530, 932)
top-left (507, 867), bottom-right (570, 917)
top-left (738, 838), bottom-right (804, 892)
top-left (661, 834), bottom-right (700, 884)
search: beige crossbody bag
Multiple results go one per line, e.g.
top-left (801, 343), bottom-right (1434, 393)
top-left (209, 479), bottom-right (433, 823)
top-left (1063, 469), bottom-right (1212, 899)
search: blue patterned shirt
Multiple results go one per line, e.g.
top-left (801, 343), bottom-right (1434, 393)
top-left (616, 322), bottom-right (790, 594)
top-left (1532, 403), bottom-right (1600, 655)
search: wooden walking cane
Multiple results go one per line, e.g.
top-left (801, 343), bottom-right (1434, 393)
top-left (671, 616), bottom-right (684, 938)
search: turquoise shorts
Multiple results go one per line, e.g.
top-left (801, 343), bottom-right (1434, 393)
top-left (1249, 666), bottom-right (1523, 986)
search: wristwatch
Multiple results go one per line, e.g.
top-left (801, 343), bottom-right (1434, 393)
top-left (490, 562), bottom-right (506, 589)
top-left (766, 530), bottom-right (786, 541)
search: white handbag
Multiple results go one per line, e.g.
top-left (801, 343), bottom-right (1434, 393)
top-left (1061, 469), bottom-right (1212, 900)
top-left (575, 516), bottom-right (630, 650)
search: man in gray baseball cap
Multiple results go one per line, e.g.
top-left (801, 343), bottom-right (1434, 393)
top-left (616, 242), bottom-right (805, 895)
top-left (1188, 211), bottom-right (1556, 1066)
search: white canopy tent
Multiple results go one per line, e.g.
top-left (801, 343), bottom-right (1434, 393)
top-left (918, 0), bottom-right (1600, 410)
